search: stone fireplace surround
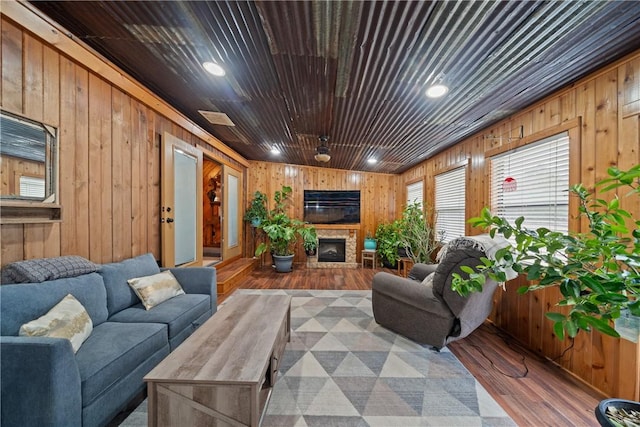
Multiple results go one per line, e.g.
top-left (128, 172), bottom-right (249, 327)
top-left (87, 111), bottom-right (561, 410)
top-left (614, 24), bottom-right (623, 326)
top-left (307, 226), bottom-right (358, 269)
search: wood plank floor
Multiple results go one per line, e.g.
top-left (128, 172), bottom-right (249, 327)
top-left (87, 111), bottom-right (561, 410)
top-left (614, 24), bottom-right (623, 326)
top-left (233, 263), bottom-right (607, 426)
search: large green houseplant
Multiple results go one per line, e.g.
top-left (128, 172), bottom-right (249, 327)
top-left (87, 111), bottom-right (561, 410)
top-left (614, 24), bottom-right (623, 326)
top-left (255, 186), bottom-right (316, 272)
top-left (397, 201), bottom-right (442, 264)
top-left (452, 164), bottom-right (640, 339)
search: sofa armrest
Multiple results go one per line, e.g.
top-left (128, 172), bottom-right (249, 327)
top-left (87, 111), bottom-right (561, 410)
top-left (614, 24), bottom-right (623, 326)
top-left (162, 267), bottom-right (217, 311)
top-left (407, 263), bottom-right (438, 281)
top-left (1, 336), bottom-right (82, 427)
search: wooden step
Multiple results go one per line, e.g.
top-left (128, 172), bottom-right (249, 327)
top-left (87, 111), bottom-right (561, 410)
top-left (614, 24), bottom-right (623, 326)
top-left (215, 258), bottom-right (258, 297)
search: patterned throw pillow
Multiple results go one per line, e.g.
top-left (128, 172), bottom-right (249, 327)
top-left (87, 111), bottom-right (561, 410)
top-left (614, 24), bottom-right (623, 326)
top-left (127, 270), bottom-right (185, 310)
top-left (19, 294), bottom-right (93, 353)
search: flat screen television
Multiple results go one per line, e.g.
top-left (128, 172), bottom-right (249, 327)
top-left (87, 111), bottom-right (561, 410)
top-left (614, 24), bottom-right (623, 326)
top-left (303, 190), bottom-right (360, 224)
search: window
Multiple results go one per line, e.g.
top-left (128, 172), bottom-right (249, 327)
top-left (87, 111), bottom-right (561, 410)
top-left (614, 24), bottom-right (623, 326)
top-left (406, 180), bottom-right (423, 208)
top-left (435, 166), bottom-right (466, 243)
top-left (490, 133), bottom-right (569, 235)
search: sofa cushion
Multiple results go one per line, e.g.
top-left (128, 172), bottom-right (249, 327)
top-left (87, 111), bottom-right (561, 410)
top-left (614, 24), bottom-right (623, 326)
top-left (99, 253), bottom-right (161, 316)
top-left (108, 294), bottom-right (210, 341)
top-left (0, 255), bottom-right (99, 284)
top-left (127, 270), bottom-right (185, 310)
top-left (0, 273), bottom-right (108, 336)
top-left (19, 294), bottom-right (93, 353)
top-left (75, 321), bottom-right (168, 406)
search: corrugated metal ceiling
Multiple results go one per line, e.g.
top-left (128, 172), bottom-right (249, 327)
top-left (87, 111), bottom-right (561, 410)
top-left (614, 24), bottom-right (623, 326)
top-left (29, 0), bottom-right (640, 173)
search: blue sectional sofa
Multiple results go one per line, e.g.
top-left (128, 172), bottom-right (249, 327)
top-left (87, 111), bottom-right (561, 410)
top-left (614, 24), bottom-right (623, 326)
top-left (0, 253), bottom-right (217, 427)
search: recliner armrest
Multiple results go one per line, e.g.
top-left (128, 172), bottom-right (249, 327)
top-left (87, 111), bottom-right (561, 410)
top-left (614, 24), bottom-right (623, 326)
top-left (1, 336), bottom-right (82, 427)
top-left (372, 272), bottom-right (452, 317)
top-left (407, 263), bottom-right (438, 281)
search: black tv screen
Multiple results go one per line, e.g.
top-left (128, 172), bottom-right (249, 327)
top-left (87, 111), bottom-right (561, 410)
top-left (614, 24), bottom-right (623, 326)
top-left (303, 190), bottom-right (361, 224)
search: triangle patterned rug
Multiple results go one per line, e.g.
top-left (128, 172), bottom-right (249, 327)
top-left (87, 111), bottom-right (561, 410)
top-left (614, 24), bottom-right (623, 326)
top-left (121, 289), bottom-right (515, 427)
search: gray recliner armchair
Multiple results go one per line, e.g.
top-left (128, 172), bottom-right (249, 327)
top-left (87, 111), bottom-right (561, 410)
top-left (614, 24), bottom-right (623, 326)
top-left (372, 235), bottom-right (510, 349)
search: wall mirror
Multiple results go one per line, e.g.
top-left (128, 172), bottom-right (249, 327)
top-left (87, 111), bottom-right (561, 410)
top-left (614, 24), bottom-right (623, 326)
top-left (0, 110), bottom-right (58, 202)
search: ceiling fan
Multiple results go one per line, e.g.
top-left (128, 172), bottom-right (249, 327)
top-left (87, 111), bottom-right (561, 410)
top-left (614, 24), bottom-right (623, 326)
top-left (315, 135), bottom-right (331, 163)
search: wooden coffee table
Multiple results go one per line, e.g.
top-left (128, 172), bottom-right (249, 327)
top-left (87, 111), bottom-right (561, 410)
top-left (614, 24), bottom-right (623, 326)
top-left (144, 293), bottom-right (291, 427)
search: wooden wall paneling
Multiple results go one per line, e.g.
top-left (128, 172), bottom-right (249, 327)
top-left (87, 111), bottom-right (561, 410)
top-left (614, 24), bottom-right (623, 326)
top-left (88, 74), bottom-right (105, 261)
top-left (59, 56), bottom-right (77, 256)
top-left (545, 97), bottom-right (561, 127)
top-left (74, 65), bottom-right (90, 258)
top-left (618, 339), bottom-right (639, 401)
top-left (533, 102), bottom-right (545, 133)
top-left (577, 80), bottom-right (597, 191)
top-left (1, 224), bottom-right (23, 264)
top-left (560, 89), bottom-right (576, 123)
top-left (1, 18), bottom-right (22, 112)
top-left (130, 99), bottom-right (147, 256)
top-left (23, 34), bottom-right (42, 121)
top-left (111, 88), bottom-right (133, 261)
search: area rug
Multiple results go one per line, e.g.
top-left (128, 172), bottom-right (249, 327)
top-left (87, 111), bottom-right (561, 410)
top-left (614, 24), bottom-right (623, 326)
top-left (120, 289), bottom-right (515, 427)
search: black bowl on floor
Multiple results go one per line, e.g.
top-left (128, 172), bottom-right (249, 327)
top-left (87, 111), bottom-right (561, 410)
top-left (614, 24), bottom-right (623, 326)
top-left (596, 398), bottom-right (640, 426)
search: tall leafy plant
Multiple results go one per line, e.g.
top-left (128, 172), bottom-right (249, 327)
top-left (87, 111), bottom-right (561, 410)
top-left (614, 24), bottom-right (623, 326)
top-left (375, 221), bottom-right (401, 267)
top-left (452, 165), bottom-right (640, 339)
top-left (397, 201), bottom-right (441, 263)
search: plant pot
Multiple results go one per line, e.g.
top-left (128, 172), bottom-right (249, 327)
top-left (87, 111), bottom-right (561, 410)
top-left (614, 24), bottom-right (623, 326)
top-left (596, 398), bottom-right (640, 426)
top-left (251, 218), bottom-right (261, 227)
top-left (364, 238), bottom-right (377, 250)
top-left (305, 248), bottom-right (317, 257)
top-left (273, 254), bottom-right (294, 273)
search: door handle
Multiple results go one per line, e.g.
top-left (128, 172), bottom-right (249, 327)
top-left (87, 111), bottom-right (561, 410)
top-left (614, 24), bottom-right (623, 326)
top-left (166, 218), bottom-right (174, 223)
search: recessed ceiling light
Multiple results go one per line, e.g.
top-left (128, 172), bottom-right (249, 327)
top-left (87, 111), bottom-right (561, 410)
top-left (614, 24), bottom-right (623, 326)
top-left (367, 158), bottom-right (377, 164)
top-left (270, 146), bottom-right (280, 155)
top-left (202, 61), bottom-right (225, 76)
top-left (426, 84), bottom-right (449, 98)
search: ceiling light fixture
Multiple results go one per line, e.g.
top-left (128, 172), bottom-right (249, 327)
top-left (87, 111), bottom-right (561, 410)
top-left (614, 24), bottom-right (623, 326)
top-left (202, 61), bottom-right (225, 76)
top-left (426, 83), bottom-right (449, 98)
top-left (315, 135), bottom-right (331, 162)
top-left (367, 158), bottom-right (377, 164)
top-left (270, 146), bottom-right (280, 155)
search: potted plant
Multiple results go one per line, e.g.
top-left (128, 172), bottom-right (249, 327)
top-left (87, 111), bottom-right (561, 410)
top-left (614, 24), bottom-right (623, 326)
top-left (452, 164), bottom-right (640, 340)
top-left (299, 225), bottom-right (318, 256)
top-left (375, 221), bottom-right (402, 268)
top-left (397, 201), bottom-right (442, 264)
top-left (244, 191), bottom-right (268, 227)
top-left (364, 230), bottom-right (377, 250)
top-left (255, 186), bottom-right (310, 272)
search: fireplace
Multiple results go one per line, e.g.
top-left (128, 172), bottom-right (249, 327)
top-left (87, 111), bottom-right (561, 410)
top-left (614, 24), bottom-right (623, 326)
top-left (317, 238), bottom-right (346, 263)
top-left (308, 227), bottom-right (358, 269)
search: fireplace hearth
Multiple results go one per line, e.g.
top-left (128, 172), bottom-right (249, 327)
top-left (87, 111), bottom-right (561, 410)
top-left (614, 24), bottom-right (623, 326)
top-left (318, 238), bottom-right (346, 263)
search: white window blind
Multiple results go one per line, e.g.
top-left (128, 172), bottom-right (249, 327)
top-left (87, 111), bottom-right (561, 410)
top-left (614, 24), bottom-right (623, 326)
top-left (19, 175), bottom-right (45, 199)
top-left (490, 133), bottom-right (569, 236)
top-left (406, 180), bottom-right (423, 208)
top-left (435, 166), bottom-right (466, 243)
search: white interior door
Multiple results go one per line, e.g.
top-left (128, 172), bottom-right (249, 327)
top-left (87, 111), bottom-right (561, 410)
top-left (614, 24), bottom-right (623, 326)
top-left (222, 164), bottom-right (242, 261)
top-left (161, 132), bottom-right (203, 267)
